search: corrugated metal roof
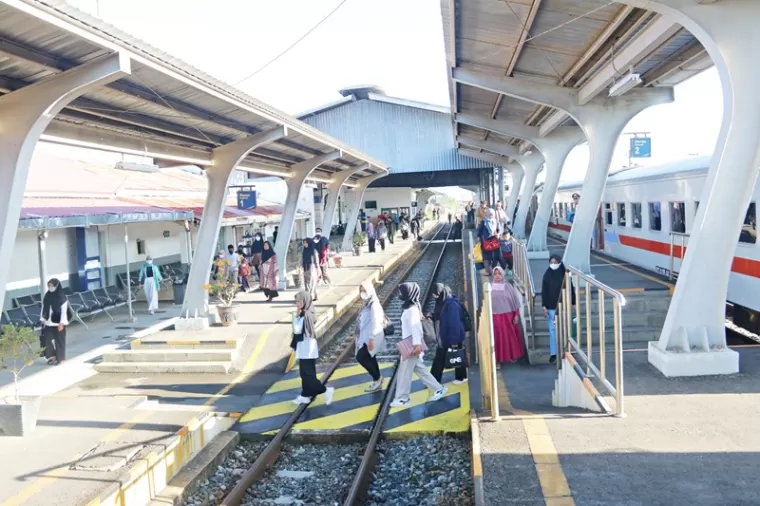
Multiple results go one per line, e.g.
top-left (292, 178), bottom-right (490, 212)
top-left (301, 99), bottom-right (494, 174)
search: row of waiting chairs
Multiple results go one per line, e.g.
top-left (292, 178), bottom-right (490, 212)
top-left (117, 262), bottom-right (185, 296)
top-left (5, 285), bottom-right (135, 331)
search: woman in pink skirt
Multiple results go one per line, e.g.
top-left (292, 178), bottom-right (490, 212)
top-left (490, 266), bottom-right (525, 363)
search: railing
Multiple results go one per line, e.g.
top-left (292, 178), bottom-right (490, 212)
top-left (510, 238), bottom-right (537, 353)
top-left (557, 267), bottom-right (627, 416)
top-left (668, 231), bottom-right (689, 280)
top-left (477, 282), bottom-right (499, 420)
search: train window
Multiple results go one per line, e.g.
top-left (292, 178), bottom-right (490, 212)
top-left (670, 202), bottom-right (686, 234)
top-left (559, 203), bottom-right (564, 218)
top-left (604, 203), bottom-right (613, 225)
top-left (739, 202), bottom-right (757, 244)
top-left (649, 202), bottom-right (662, 231)
top-left (631, 203), bottom-right (642, 229)
top-left (617, 202), bottom-right (626, 227)
top-left (563, 203), bottom-right (569, 218)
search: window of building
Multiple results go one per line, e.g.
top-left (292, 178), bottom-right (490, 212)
top-left (364, 200), bottom-right (378, 210)
top-left (631, 203), bottom-right (642, 229)
top-left (605, 203), bottom-right (613, 225)
top-left (617, 202), bottom-right (627, 227)
top-left (670, 201), bottom-right (686, 234)
top-left (136, 239), bottom-right (146, 255)
top-left (740, 202), bottom-right (757, 244)
top-left (649, 202), bottom-right (662, 231)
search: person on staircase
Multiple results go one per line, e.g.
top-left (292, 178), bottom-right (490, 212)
top-left (541, 255), bottom-right (575, 364)
top-left (491, 266), bottom-right (525, 365)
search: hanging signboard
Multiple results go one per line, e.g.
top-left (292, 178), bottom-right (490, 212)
top-left (630, 137), bottom-right (652, 158)
top-left (237, 190), bottom-right (257, 210)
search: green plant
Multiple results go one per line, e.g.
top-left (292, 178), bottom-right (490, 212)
top-left (203, 259), bottom-right (240, 307)
top-left (352, 232), bottom-right (367, 247)
top-left (0, 324), bottom-right (40, 403)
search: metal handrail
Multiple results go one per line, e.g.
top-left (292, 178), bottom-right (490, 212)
top-left (478, 282), bottom-right (499, 420)
top-left (668, 231), bottom-right (689, 280)
top-left (557, 265), bottom-right (627, 416)
top-left (510, 238), bottom-right (537, 352)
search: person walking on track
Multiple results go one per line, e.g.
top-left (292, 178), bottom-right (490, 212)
top-left (291, 290), bottom-right (335, 405)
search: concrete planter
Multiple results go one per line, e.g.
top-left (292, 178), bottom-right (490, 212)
top-left (0, 396), bottom-right (41, 436)
top-left (353, 246), bottom-right (364, 257)
top-left (215, 305), bottom-right (239, 327)
top-left (292, 273), bottom-right (301, 289)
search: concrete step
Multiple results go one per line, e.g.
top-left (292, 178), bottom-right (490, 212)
top-left (94, 361), bottom-right (232, 374)
top-left (527, 312), bottom-right (667, 331)
top-left (530, 297), bottom-right (671, 315)
top-left (130, 339), bottom-right (240, 350)
top-left (101, 348), bottom-right (236, 363)
top-left (529, 326), bottom-right (660, 345)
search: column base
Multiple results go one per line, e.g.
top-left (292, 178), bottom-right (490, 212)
top-left (175, 317), bottom-right (210, 331)
top-left (527, 249), bottom-right (550, 260)
top-left (647, 341), bottom-right (739, 377)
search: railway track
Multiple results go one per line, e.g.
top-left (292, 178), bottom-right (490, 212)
top-left (185, 223), bottom-right (473, 506)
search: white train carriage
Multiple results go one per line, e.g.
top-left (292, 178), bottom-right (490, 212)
top-left (548, 155), bottom-right (760, 330)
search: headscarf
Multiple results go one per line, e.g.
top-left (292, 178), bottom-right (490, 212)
top-left (398, 282), bottom-right (422, 313)
top-left (483, 209), bottom-right (498, 237)
top-left (295, 290), bottom-right (316, 338)
top-left (252, 233), bottom-right (264, 254)
top-left (547, 254), bottom-right (567, 276)
top-left (431, 283), bottom-right (453, 322)
top-left (301, 238), bottom-right (316, 269)
top-left (42, 278), bottom-right (66, 321)
top-left (261, 241), bottom-right (275, 263)
top-left (356, 281), bottom-right (384, 353)
top-left (490, 266), bottom-right (522, 314)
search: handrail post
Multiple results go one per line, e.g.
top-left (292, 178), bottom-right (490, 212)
top-left (669, 233), bottom-right (675, 280)
top-left (598, 290), bottom-right (606, 381)
top-left (479, 282), bottom-right (499, 420)
top-left (613, 301), bottom-right (624, 417)
top-left (556, 301), bottom-right (563, 372)
top-left (564, 271), bottom-right (573, 356)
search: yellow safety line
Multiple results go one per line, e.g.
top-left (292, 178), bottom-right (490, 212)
top-left (2, 330), bottom-right (272, 506)
top-left (497, 374), bottom-right (575, 506)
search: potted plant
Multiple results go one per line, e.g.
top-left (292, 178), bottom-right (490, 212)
top-left (352, 232), bottom-right (366, 256)
top-left (0, 324), bottom-right (42, 436)
top-left (292, 267), bottom-right (302, 289)
top-left (203, 259), bottom-right (240, 326)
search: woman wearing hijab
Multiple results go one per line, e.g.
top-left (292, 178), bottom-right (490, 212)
top-left (259, 241), bottom-right (279, 302)
top-left (391, 282), bottom-right (447, 408)
top-left (40, 278), bottom-right (69, 365)
top-left (366, 220), bottom-right (377, 253)
top-left (542, 254), bottom-right (575, 363)
top-left (429, 283), bottom-right (470, 384)
top-left (138, 256), bottom-right (162, 314)
top-left (491, 266), bottom-right (526, 364)
top-left (291, 291), bottom-right (335, 405)
top-left (376, 220), bottom-right (388, 251)
top-left (355, 281), bottom-right (386, 392)
top-left (251, 232), bottom-right (264, 281)
top-left (477, 209), bottom-right (500, 276)
top-left (301, 238), bottom-right (319, 301)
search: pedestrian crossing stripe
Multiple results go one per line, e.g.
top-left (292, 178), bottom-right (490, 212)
top-left (236, 362), bottom-right (470, 435)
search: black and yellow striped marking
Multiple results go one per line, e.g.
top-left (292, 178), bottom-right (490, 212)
top-left (236, 363), bottom-right (470, 435)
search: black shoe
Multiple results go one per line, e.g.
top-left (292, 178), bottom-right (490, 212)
top-left (549, 355), bottom-right (556, 364)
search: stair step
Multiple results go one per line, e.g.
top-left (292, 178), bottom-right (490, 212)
top-left (130, 339), bottom-right (240, 350)
top-left (94, 361), bottom-right (232, 374)
top-left (102, 349), bottom-right (236, 363)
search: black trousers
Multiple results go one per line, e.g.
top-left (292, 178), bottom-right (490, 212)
top-left (368, 238), bottom-right (376, 252)
top-left (430, 346), bottom-right (467, 383)
top-left (356, 344), bottom-right (381, 381)
top-left (378, 238), bottom-right (386, 251)
top-left (42, 325), bottom-right (66, 361)
top-left (299, 358), bottom-right (327, 398)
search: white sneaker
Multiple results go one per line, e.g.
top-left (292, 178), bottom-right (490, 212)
top-left (292, 395), bottom-right (311, 405)
top-left (390, 398), bottom-right (410, 408)
top-left (431, 386), bottom-right (448, 401)
top-left (364, 380), bottom-right (382, 392)
top-left (324, 387), bottom-right (335, 406)
top-left (453, 379), bottom-right (468, 385)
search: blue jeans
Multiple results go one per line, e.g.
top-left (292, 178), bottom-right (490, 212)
top-left (547, 309), bottom-right (557, 356)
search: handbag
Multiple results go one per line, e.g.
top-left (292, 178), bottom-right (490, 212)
top-left (396, 335), bottom-right (428, 360)
top-left (421, 318), bottom-right (437, 347)
top-left (445, 347), bottom-right (467, 369)
top-left (483, 236), bottom-right (500, 252)
top-left (382, 314), bottom-right (395, 336)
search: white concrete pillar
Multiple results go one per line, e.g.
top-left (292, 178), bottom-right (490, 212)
top-left (182, 127), bottom-right (287, 317)
top-left (612, 0), bottom-right (760, 375)
top-left (497, 167), bottom-right (505, 209)
top-left (322, 163), bottom-right (369, 240)
top-left (124, 223), bottom-right (133, 321)
top-left (275, 151), bottom-right (341, 287)
top-left (506, 163), bottom-right (523, 224)
top-left (37, 231), bottom-right (48, 298)
top-left (341, 173), bottom-right (388, 253)
top-left (0, 53), bottom-right (130, 309)
top-left (512, 153), bottom-right (544, 240)
top-left (453, 70), bottom-right (673, 272)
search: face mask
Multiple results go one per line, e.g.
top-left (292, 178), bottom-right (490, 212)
top-left (48, 285), bottom-right (57, 292)
top-left (147, 260), bottom-right (153, 264)
top-left (360, 292), bottom-right (369, 300)
top-left (549, 263), bottom-right (560, 270)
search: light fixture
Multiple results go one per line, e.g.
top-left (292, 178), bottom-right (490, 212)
top-left (114, 161), bottom-right (159, 173)
top-left (609, 73), bottom-right (642, 97)
top-left (525, 150), bottom-right (534, 156)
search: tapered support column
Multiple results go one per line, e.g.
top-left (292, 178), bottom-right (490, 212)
top-left (275, 151), bottom-right (342, 287)
top-left (341, 174), bottom-right (388, 253)
top-left (0, 53), bottom-right (130, 309)
top-left (497, 167), bottom-right (505, 209)
top-left (322, 163), bottom-right (369, 240)
top-left (512, 153), bottom-right (544, 240)
top-left (506, 164), bottom-right (523, 224)
top-left (182, 127), bottom-right (287, 317)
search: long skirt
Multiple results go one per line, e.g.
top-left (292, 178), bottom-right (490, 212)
top-left (303, 265), bottom-right (317, 297)
top-left (492, 310), bottom-right (525, 363)
top-left (42, 325), bottom-right (66, 361)
top-left (144, 280), bottom-right (159, 312)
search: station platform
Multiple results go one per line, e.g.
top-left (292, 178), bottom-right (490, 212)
top-left (236, 362), bottom-right (470, 437)
top-left (0, 230), bottom-right (429, 506)
top-left (476, 345), bottom-right (760, 506)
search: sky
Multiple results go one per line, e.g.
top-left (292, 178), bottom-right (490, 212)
top-left (60, 0), bottom-right (724, 198)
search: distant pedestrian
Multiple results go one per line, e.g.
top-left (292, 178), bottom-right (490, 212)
top-left (377, 220), bottom-right (388, 251)
top-left (260, 241), bottom-right (280, 302)
top-left (251, 232), bottom-right (264, 280)
top-left (225, 244), bottom-right (239, 283)
top-left (355, 281), bottom-right (385, 392)
top-left (40, 278), bottom-right (68, 366)
top-left (138, 256), bottom-right (162, 314)
top-left (367, 221), bottom-right (377, 253)
top-left (499, 231), bottom-right (514, 272)
top-left (273, 226), bottom-right (279, 245)
top-left (313, 228), bottom-right (332, 286)
top-left (291, 290), bottom-right (335, 405)
top-left (301, 238), bottom-right (319, 301)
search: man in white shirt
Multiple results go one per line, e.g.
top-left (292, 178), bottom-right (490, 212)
top-left (225, 244), bottom-right (239, 282)
top-left (495, 201), bottom-right (509, 232)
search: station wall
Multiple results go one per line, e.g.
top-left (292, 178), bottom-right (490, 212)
top-left (355, 187), bottom-right (417, 220)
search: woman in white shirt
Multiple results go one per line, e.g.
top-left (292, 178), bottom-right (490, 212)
top-left (355, 281), bottom-right (386, 392)
top-left (39, 278), bottom-right (69, 365)
top-left (390, 282), bottom-right (446, 408)
top-left (291, 291), bottom-right (335, 406)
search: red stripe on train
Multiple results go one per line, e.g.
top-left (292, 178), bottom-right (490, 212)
top-left (548, 222), bottom-right (760, 278)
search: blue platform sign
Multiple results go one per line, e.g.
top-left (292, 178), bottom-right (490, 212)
top-left (237, 190), bottom-right (257, 210)
top-left (630, 137), bottom-right (652, 158)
